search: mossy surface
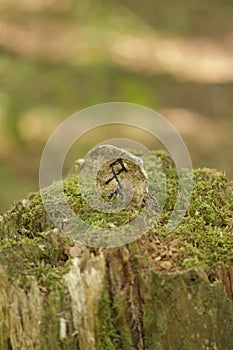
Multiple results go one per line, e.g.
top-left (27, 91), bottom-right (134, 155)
top-left (0, 150), bottom-right (233, 349)
top-left (142, 268), bottom-right (233, 350)
top-left (0, 149), bottom-right (232, 283)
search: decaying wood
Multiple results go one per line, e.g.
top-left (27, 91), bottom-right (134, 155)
top-left (0, 155), bottom-right (233, 349)
top-left (0, 243), bottom-right (233, 350)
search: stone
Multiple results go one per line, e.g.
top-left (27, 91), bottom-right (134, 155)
top-left (78, 145), bottom-right (148, 210)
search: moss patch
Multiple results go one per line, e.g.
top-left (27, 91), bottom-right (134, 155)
top-left (0, 149), bottom-right (233, 349)
top-left (1, 150), bottom-right (233, 274)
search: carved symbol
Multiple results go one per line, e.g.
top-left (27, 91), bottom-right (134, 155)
top-left (105, 158), bottom-right (128, 199)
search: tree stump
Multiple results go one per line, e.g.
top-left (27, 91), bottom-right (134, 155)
top-left (0, 151), bottom-right (232, 350)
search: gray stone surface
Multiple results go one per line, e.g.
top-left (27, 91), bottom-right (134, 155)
top-left (78, 145), bottom-right (148, 211)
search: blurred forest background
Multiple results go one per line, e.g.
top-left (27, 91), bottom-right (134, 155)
top-left (0, 0), bottom-right (232, 212)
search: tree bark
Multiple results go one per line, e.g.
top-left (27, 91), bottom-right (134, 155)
top-left (0, 245), bottom-right (233, 350)
top-left (0, 155), bottom-right (233, 349)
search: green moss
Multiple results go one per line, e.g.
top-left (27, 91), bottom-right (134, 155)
top-left (63, 173), bottom-right (137, 227)
top-left (1, 149), bottom-right (232, 273)
top-left (111, 294), bottom-right (134, 350)
top-left (167, 168), bottom-right (233, 269)
top-left (0, 149), bottom-right (233, 349)
top-left (143, 268), bottom-right (233, 350)
top-left (141, 152), bottom-right (233, 270)
top-left (95, 279), bottom-right (121, 350)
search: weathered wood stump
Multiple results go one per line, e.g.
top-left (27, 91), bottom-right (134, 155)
top-left (0, 151), bottom-right (232, 350)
